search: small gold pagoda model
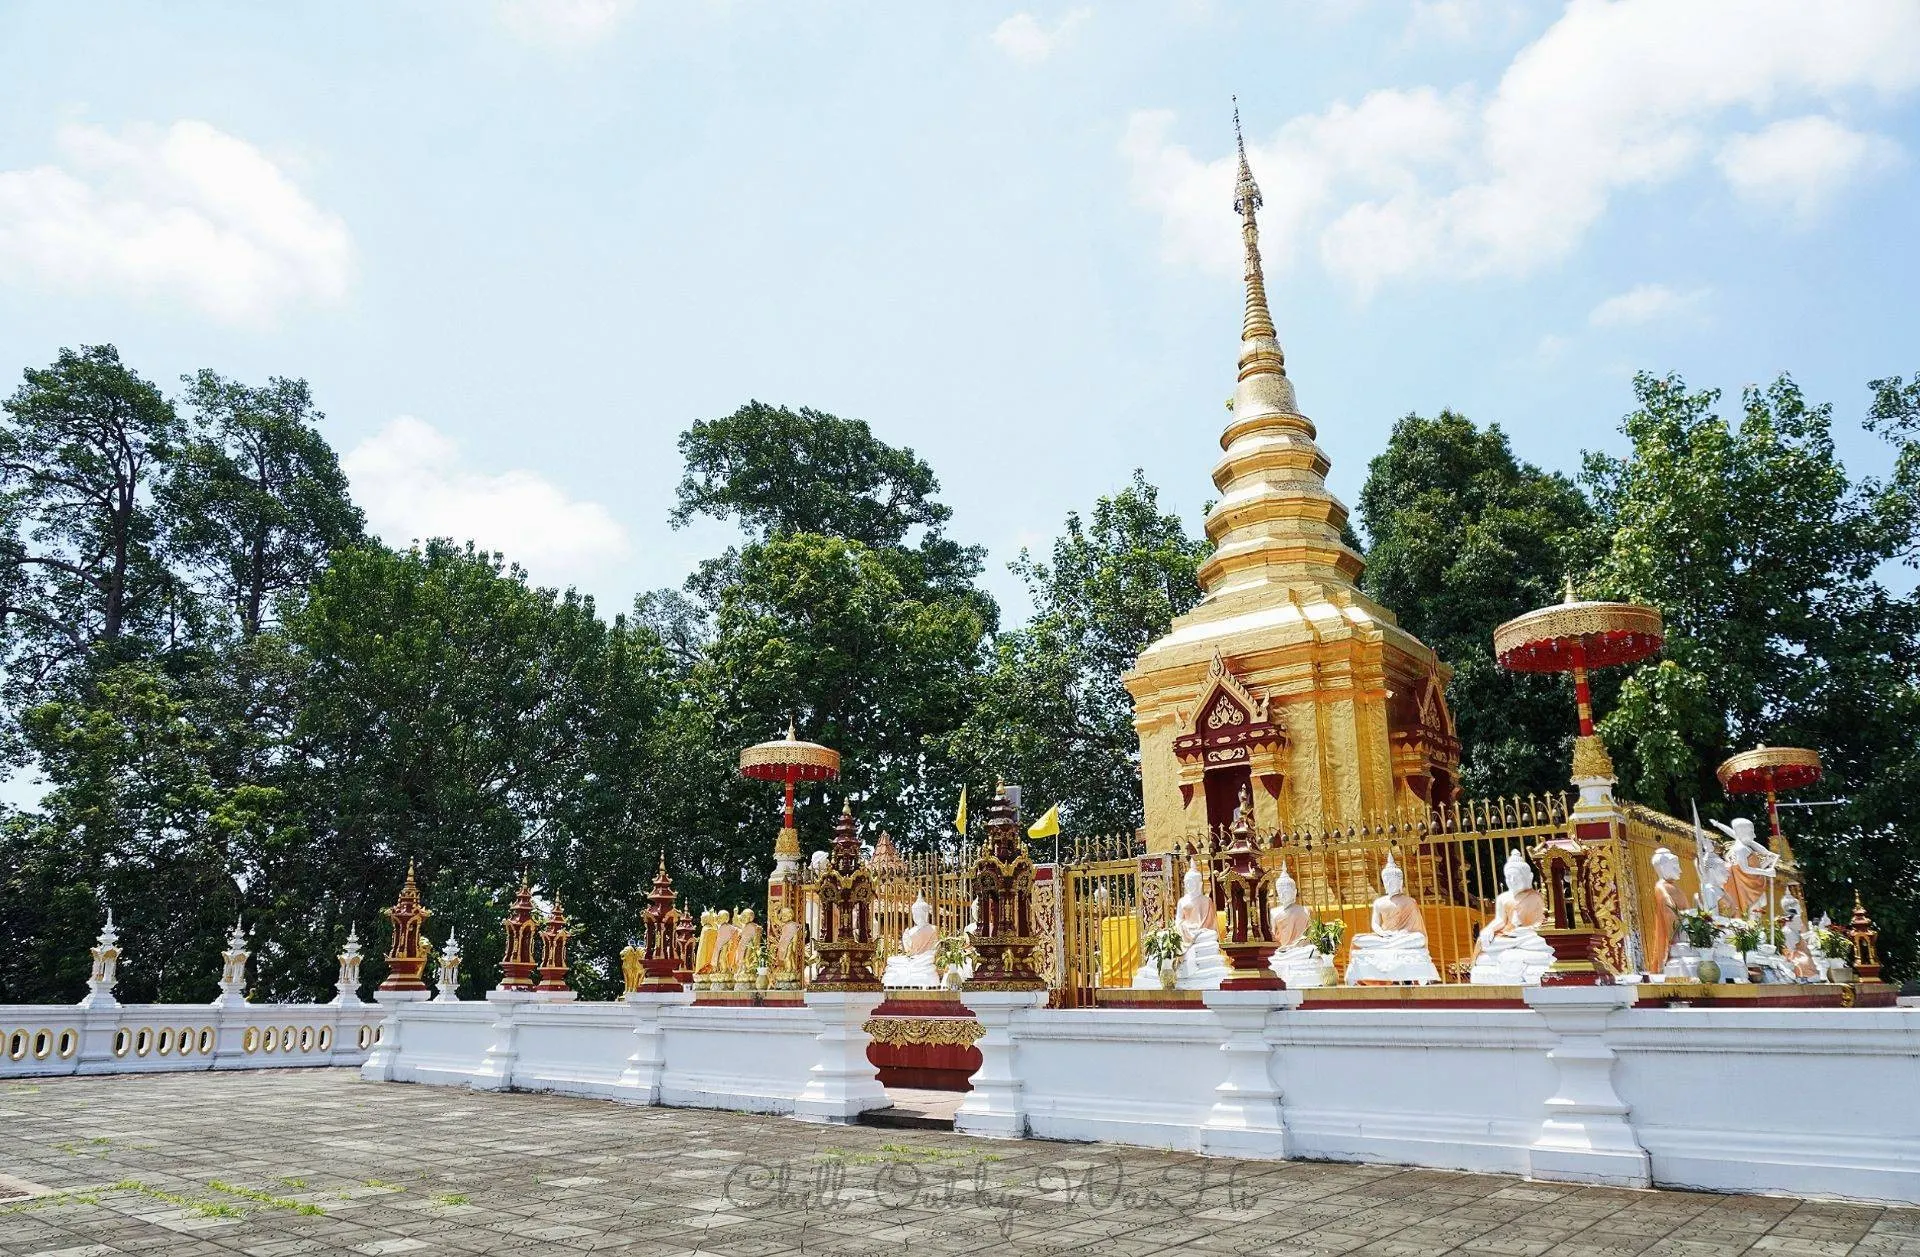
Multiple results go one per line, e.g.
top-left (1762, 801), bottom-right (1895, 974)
top-left (1126, 109), bottom-right (1459, 846)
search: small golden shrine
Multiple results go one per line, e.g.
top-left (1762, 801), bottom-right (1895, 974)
top-left (641, 857), bottom-right (682, 990)
top-left (499, 875), bottom-right (538, 991)
top-left (535, 896), bottom-right (572, 994)
top-left (964, 786), bottom-right (1045, 991)
top-left (813, 801), bottom-right (880, 990)
top-left (1125, 114), bottom-right (1459, 845)
top-left (378, 860), bottom-right (432, 992)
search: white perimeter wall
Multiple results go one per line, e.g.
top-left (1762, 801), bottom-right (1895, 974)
top-left (363, 990), bottom-right (1920, 1207)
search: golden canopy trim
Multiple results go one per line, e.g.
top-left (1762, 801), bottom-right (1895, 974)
top-left (1493, 599), bottom-right (1664, 673)
top-left (739, 728), bottom-right (841, 781)
top-left (1717, 745), bottom-right (1822, 795)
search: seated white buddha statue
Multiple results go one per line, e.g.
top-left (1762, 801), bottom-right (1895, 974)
top-left (1468, 849), bottom-right (1557, 985)
top-left (1345, 852), bottom-right (1440, 985)
top-left (882, 892), bottom-right (940, 988)
top-left (1267, 862), bottom-right (1325, 987)
top-left (1133, 859), bottom-right (1227, 989)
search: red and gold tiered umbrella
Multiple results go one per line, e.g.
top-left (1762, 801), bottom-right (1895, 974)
top-left (1493, 579), bottom-right (1664, 781)
top-left (1717, 744), bottom-right (1821, 873)
top-left (740, 721), bottom-right (841, 862)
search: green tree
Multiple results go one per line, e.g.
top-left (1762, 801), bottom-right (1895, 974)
top-left (1356, 411), bottom-right (1596, 797)
top-left (1584, 372), bottom-right (1918, 978)
top-left (283, 540), bottom-right (677, 999)
top-left (0, 663), bottom-right (272, 1002)
top-left (161, 370), bottom-right (363, 639)
top-left (946, 472), bottom-right (1208, 835)
top-left (0, 345), bottom-right (183, 703)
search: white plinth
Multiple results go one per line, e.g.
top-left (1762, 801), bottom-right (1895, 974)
top-left (468, 989), bottom-right (537, 1091)
top-left (1200, 988), bottom-right (1299, 1159)
top-left (793, 990), bottom-right (889, 1124)
top-left (1524, 985), bottom-right (1650, 1188)
top-left (955, 987), bottom-right (1048, 1139)
top-left (359, 987), bottom-right (431, 1082)
top-left (616, 989), bottom-right (693, 1105)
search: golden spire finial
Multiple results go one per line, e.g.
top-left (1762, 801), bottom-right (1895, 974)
top-left (1231, 98), bottom-right (1281, 359)
top-left (841, 796), bottom-right (853, 817)
top-left (786, 716), bottom-right (797, 741)
top-left (1563, 573), bottom-right (1578, 603)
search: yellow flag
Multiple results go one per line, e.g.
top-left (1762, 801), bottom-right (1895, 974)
top-left (1028, 804), bottom-right (1061, 839)
top-left (954, 785), bottom-right (968, 836)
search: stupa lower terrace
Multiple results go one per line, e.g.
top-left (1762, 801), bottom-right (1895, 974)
top-left (3, 120), bottom-right (1915, 1218)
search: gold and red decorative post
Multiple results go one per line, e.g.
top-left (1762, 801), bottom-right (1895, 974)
top-left (1213, 812), bottom-right (1281, 989)
top-left (378, 860), bottom-right (433, 993)
top-left (673, 908), bottom-right (697, 985)
top-left (812, 800), bottom-right (880, 990)
top-left (535, 896), bottom-right (573, 995)
top-left (1532, 837), bottom-right (1615, 985)
top-left (964, 786), bottom-right (1045, 991)
top-left (498, 875), bottom-right (538, 991)
top-left (641, 857), bottom-right (683, 991)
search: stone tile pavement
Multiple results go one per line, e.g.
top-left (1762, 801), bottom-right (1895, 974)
top-left (1, 1070), bottom-right (1916, 1256)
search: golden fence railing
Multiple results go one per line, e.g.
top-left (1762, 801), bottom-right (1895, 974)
top-left (1056, 832), bottom-right (1148, 1007)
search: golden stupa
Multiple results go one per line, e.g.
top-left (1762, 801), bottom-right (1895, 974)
top-left (1125, 115), bottom-right (1460, 848)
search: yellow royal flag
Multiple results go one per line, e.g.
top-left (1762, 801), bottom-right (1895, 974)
top-left (954, 785), bottom-right (968, 836)
top-left (1028, 804), bottom-right (1061, 839)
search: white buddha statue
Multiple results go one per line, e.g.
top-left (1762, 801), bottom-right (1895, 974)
top-left (882, 892), bottom-right (940, 988)
top-left (1133, 859), bottom-right (1227, 989)
top-left (1693, 819), bottom-right (1731, 917)
top-left (1776, 891), bottom-right (1819, 982)
top-left (1265, 862), bottom-right (1324, 987)
top-left (1345, 853), bottom-right (1440, 985)
top-left (1468, 849), bottom-right (1557, 985)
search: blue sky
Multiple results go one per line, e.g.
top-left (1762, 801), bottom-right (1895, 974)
top-left (2, 0), bottom-right (1917, 620)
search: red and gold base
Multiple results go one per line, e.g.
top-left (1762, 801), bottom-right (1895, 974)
top-left (862, 991), bottom-right (982, 1091)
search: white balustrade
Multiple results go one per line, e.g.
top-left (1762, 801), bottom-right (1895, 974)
top-left (0, 1002), bottom-right (384, 1078)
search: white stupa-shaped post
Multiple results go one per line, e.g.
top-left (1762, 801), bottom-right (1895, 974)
top-left (332, 924), bottom-right (366, 1006)
top-left (77, 909), bottom-right (122, 1009)
top-left (212, 919), bottom-right (250, 1008)
top-left (435, 931), bottom-right (463, 1001)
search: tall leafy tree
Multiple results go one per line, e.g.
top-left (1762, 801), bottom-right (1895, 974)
top-left (0, 345), bottom-right (183, 702)
top-left (161, 370), bottom-right (363, 639)
top-left (946, 472), bottom-right (1208, 835)
top-left (1584, 372), bottom-right (1919, 978)
top-left (1356, 411), bottom-right (1596, 798)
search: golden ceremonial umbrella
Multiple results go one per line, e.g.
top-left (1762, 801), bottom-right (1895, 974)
top-left (1494, 580), bottom-right (1663, 778)
top-left (740, 721), bottom-right (841, 859)
top-left (1717, 744), bottom-right (1821, 869)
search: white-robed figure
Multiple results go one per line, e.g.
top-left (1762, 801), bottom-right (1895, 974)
top-left (1344, 852), bottom-right (1440, 985)
top-left (1133, 858), bottom-right (1228, 989)
top-left (1266, 862), bottom-right (1324, 987)
top-left (1468, 849), bottom-right (1557, 985)
top-left (882, 892), bottom-right (940, 988)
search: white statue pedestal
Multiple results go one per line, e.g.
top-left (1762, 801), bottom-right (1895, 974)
top-left (1470, 931), bottom-right (1556, 986)
top-left (1200, 988), bottom-right (1300, 1159)
top-left (1270, 948), bottom-right (1331, 988)
top-left (882, 954), bottom-right (939, 989)
top-left (956, 988), bottom-right (1047, 1139)
top-left (794, 990), bottom-right (889, 1124)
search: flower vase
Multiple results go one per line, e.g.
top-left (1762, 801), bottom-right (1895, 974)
top-left (1157, 961), bottom-right (1177, 990)
top-left (1696, 957), bottom-right (1721, 984)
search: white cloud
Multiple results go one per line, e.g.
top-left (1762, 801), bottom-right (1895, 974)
top-left (1125, 0), bottom-right (1920, 295)
top-left (1717, 115), bottom-right (1903, 221)
top-left (0, 120), bottom-right (351, 323)
top-left (344, 417), bottom-right (631, 587)
top-left (1588, 283), bottom-right (1710, 328)
top-left (992, 8), bottom-right (1091, 63)
top-left (495, 0), bottom-right (634, 47)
